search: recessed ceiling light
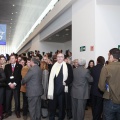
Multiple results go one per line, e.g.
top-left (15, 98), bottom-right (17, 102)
top-left (12, 13), bottom-right (13, 14)
top-left (16, 12), bottom-right (17, 14)
top-left (65, 29), bottom-right (69, 31)
top-left (10, 27), bottom-right (11, 28)
top-left (10, 23), bottom-right (12, 24)
top-left (13, 4), bottom-right (15, 7)
top-left (66, 34), bottom-right (69, 35)
top-left (11, 19), bottom-right (12, 20)
top-left (56, 34), bottom-right (59, 37)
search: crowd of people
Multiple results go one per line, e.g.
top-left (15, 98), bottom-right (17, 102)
top-left (0, 48), bottom-right (120, 120)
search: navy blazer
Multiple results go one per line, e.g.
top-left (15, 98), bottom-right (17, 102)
top-left (91, 64), bottom-right (104, 97)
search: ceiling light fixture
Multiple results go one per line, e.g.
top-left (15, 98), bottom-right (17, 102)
top-left (56, 34), bottom-right (59, 36)
top-left (11, 19), bottom-right (12, 20)
top-left (16, 12), bottom-right (17, 14)
top-left (10, 23), bottom-right (12, 24)
top-left (65, 29), bottom-right (69, 31)
top-left (13, 4), bottom-right (15, 7)
top-left (65, 34), bottom-right (69, 35)
top-left (12, 13), bottom-right (13, 14)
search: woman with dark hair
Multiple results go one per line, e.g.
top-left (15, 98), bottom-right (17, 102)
top-left (87, 60), bottom-right (95, 71)
top-left (86, 60), bottom-right (95, 108)
top-left (0, 67), bottom-right (6, 120)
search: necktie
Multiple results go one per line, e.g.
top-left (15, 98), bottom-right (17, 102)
top-left (12, 64), bottom-right (15, 72)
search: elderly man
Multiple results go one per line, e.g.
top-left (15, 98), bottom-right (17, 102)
top-left (21, 58), bottom-right (43, 120)
top-left (71, 59), bottom-right (93, 120)
top-left (48, 53), bottom-right (73, 120)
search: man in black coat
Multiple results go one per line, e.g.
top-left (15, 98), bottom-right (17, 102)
top-left (4, 55), bottom-right (22, 119)
top-left (91, 56), bottom-right (105, 120)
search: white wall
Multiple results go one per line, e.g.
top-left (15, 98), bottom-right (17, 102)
top-left (63, 41), bottom-right (72, 52)
top-left (72, 0), bottom-right (95, 64)
top-left (95, 0), bottom-right (120, 60)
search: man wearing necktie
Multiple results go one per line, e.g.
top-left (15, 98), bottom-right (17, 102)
top-left (4, 55), bottom-right (22, 119)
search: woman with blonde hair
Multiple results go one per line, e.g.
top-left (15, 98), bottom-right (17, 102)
top-left (40, 61), bottom-right (49, 118)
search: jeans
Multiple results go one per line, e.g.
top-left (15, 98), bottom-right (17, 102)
top-left (103, 99), bottom-right (120, 120)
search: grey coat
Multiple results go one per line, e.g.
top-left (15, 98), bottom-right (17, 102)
top-left (41, 70), bottom-right (49, 100)
top-left (71, 66), bottom-right (93, 99)
top-left (22, 65), bottom-right (43, 97)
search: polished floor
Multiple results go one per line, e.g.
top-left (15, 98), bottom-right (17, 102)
top-left (4, 108), bottom-right (92, 120)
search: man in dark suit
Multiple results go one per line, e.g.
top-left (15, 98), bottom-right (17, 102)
top-left (4, 55), bottom-right (22, 119)
top-left (91, 56), bottom-right (105, 120)
top-left (21, 57), bottom-right (43, 120)
top-left (48, 53), bottom-right (73, 120)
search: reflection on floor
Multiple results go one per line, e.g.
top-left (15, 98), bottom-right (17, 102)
top-left (4, 107), bottom-right (92, 120)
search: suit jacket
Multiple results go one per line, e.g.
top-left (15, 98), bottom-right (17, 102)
top-left (91, 64), bottom-right (104, 97)
top-left (71, 66), bottom-right (93, 99)
top-left (0, 68), bottom-right (6, 87)
top-left (21, 65), bottom-right (43, 97)
top-left (4, 63), bottom-right (22, 89)
top-left (64, 63), bottom-right (73, 86)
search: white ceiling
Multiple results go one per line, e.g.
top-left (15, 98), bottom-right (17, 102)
top-left (0, 0), bottom-right (52, 51)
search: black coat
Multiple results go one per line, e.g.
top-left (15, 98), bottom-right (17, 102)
top-left (4, 63), bottom-right (22, 89)
top-left (91, 64), bottom-right (104, 97)
top-left (64, 63), bottom-right (73, 86)
top-left (0, 68), bottom-right (6, 104)
top-left (0, 68), bottom-right (6, 87)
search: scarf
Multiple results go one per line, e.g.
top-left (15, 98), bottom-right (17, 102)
top-left (47, 61), bottom-right (68, 100)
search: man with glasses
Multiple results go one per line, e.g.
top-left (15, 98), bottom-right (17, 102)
top-left (48, 53), bottom-right (73, 120)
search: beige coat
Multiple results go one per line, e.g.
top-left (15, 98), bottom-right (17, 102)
top-left (20, 66), bottom-right (29, 92)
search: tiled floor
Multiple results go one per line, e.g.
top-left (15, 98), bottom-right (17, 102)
top-left (4, 108), bottom-right (92, 120)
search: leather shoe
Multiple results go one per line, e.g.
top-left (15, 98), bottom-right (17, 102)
top-left (3, 113), bottom-right (12, 119)
top-left (23, 116), bottom-right (27, 120)
top-left (15, 112), bottom-right (21, 118)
